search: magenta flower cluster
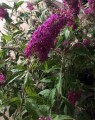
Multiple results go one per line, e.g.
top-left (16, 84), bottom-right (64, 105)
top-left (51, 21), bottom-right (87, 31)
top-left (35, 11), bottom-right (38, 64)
top-left (85, 0), bottom-right (95, 14)
top-left (39, 116), bottom-right (52, 120)
top-left (67, 90), bottom-right (81, 105)
top-left (0, 73), bottom-right (5, 84)
top-left (59, 8), bottom-right (75, 29)
top-left (0, 6), bottom-right (8, 19)
top-left (24, 14), bottom-right (71, 62)
top-left (63, 0), bottom-right (80, 16)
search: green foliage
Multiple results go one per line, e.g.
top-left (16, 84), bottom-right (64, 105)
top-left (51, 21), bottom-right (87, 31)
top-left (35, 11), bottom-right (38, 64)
top-left (0, 0), bottom-right (95, 120)
top-left (52, 115), bottom-right (74, 120)
top-left (14, 1), bottom-right (24, 10)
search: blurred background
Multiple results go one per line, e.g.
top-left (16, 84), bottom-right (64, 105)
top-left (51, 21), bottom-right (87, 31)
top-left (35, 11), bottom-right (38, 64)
top-left (0, 0), bottom-right (63, 39)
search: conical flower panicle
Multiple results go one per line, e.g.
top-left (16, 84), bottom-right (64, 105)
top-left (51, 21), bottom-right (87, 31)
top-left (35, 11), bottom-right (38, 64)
top-left (24, 14), bottom-right (69, 62)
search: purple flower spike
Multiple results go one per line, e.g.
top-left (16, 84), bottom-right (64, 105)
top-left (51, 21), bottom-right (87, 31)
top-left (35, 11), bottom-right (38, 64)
top-left (0, 6), bottom-right (8, 19)
top-left (63, 0), bottom-right (80, 16)
top-left (24, 14), bottom-right (70, 62)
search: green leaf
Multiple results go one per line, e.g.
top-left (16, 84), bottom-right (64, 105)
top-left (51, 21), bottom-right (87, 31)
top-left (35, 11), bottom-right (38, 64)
top-left (39, 89), bottom-right (56, 106)
top-left (14, 1), bottom-right (24, 10)
top-left (9, 97), bottom-right (20, 103)
top-left (2, 3), bottom-right (12, 9)
top-left (13, 30), bottom-right (22, 37)
top-left (57, 35), bottom-right (65, 47)
top-left (62, 96), bottom-right (74, 116)
top-left (2, 97), bottom-right (20, 106)
top-left (2, 34), bottom-right (12, 41)
top-left (40, 9), bottom-right (48, 22)
top-left (65, 29), bottom-right (70, 39)
top-left (8, 74), bottom-right (22, 84)
top-left (31, 95), bottom-right (46, 105)
top-left (25, 100), bottom-right (39, 119)
top-left (43, 65), bottom-right (58, 73)
top-left (24, 71), bottom-right (30, 86)
top-left (34, 0), bottom-right (42, 4)
top-left (39, 89), bottom-right (50, 97)
top-left (56, 72), bottom-right (63, 95)
top-left (41, 78), bottom-right (52, 83)
top-left (52, 115), bottom-right (74, 120)
top-left (49, 88), bottom-right (56, 106)
top-left (11, 69), bottom-right (23, 73)
top-left (25, 85), bottom-right (37, 97)
top-left (38, 105), bottom-right (50, 116)
top-left (15, 22), bottom-right (23, 26)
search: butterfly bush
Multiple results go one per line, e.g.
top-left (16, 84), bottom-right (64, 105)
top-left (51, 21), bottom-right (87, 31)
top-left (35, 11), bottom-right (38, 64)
top-left (0, 73), bottom-right (5, 84)
top-left (0, 6), bottom-right (8, 19)
top-left (24, 12), bottom-right (75, 62)
top-left (0, 0), bottom-right (95, 119)
top-left (24, 0), bottom-right (78, 62)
